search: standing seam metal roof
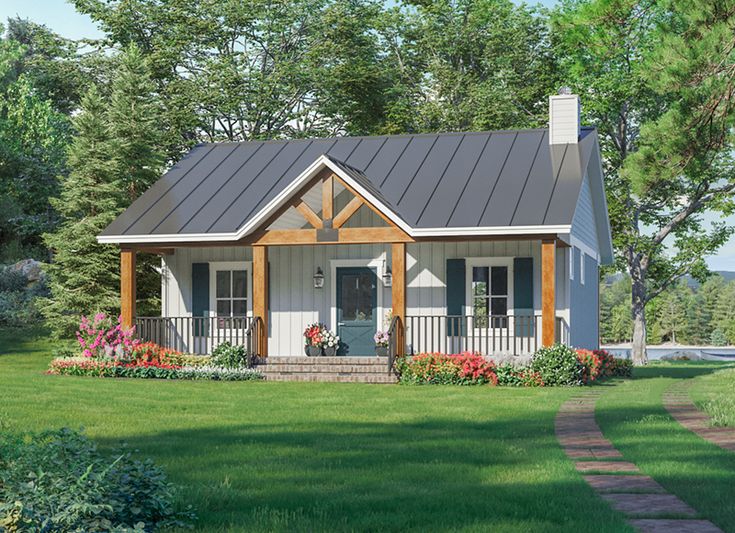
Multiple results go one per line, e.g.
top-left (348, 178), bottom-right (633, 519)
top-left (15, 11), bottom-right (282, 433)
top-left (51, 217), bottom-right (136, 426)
top-left (101, 128), bottom-right (598, 238)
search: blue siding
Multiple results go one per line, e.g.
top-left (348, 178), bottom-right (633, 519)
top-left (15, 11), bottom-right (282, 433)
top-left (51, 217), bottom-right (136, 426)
top-left (569, 248), bottom-right (599, 349)
top-left (571, 174), bottom-right (599, 252)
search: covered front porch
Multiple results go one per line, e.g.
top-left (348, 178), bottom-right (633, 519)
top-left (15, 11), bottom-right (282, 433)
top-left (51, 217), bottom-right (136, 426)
top-left (118, 164), bottom-right (567, 365)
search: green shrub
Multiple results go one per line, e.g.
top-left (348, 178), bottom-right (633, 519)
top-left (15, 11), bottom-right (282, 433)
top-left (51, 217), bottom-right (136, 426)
top-left (0, 268), bottom-right (27, 292)
top-left (531, 344), bottom-right (584, 386)
top-left (211, 342), bottom-right (249, 368)
top-left (165, 353), bottom-right (213, 367)
top-left (0, 428), bottom-right (194, 531)
top-left (495, 363), bottom-right (545, 387)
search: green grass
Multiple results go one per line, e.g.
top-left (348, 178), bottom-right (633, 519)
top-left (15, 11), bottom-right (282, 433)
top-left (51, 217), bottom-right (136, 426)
top-left (689, 366), bottom-right (735, 427)
top-left (595, 364), bottom-right (735, 532)
top-left (0, 328), bottom-right (632, 532)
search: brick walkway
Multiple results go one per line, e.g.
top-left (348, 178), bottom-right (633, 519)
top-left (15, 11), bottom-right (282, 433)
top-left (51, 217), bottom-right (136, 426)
top-left (663, 381), bottom-right (735, 452)
top-left (556, 392), bottom-right (724, 533)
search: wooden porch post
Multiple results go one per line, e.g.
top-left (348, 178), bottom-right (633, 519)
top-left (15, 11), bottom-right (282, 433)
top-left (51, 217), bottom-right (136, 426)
top-left (253, 245), bottom-right (269, 356)
top-left (541, 239), bottom-right (556, 347)
top-left (391, 242), bottom-right (406, 355)
top-left (120, 248), bottom-right (136, 329)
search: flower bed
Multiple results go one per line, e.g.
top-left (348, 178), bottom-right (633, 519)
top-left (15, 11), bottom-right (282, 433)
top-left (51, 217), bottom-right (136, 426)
top-left (48, 357), bottom-right (263, 381)
top-left (394, 352), bottom-right (498, 385)
top-left (395, 346), bottom-right (632, 387)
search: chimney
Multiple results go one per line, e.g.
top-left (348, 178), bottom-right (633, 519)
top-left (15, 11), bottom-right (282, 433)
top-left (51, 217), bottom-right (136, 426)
top-left (549, 88), bottom-right (580, 144)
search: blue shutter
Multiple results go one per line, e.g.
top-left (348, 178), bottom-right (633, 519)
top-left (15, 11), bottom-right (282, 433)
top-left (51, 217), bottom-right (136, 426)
top-left (446, 258), bottom-right (466, 336)
top-left (192, 263), bottom-right (209, 336)
top-left (513, 257), bottom-right (534, 337)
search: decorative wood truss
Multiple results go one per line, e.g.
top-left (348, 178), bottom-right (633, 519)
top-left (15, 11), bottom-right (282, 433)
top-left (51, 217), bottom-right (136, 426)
top-left (246, 169), bottom-right (414, 246)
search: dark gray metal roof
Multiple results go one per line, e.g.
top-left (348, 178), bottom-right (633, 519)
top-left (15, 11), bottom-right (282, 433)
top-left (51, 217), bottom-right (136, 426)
top-left (101, 127), bottom-right (599, 239)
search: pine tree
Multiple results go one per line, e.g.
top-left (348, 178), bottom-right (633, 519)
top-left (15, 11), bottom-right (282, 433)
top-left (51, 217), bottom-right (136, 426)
top-left (107, 43), bottom-right (166, 316)
top-left (42, 87), bottom-right (121, 338)
top-left (43, 44), bottom-right (167, 338)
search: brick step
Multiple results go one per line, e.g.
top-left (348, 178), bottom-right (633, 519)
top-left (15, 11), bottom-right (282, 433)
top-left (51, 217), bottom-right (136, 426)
top-left (264, 356), bottom-right (388, 365)
top-left (264, 373), bottom-right (397, 383)
top-left (258, 364), bottom-right (390, 374)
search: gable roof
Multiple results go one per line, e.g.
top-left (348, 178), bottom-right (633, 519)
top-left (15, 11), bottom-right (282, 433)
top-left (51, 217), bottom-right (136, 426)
top-left (99, 127), bottom-right (611, 261)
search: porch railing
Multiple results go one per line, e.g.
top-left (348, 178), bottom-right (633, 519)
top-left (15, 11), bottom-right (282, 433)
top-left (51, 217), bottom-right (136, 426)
top-left (134, 316), bottom-right (261, 357)
top-left (403, 314), bottom-right (568, 356)
top-left (386, 315), bottom-right (402, 374)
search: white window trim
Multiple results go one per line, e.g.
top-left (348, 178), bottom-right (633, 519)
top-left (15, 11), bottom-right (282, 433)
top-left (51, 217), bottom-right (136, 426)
top-left (579, 252), bottom-right (586, 285)
top-left (329, 256), bottom-right (386, 333)
top-left (464, 257), bottom-right (515, 332)
top-left (569, 247), bottom-right (575, 281)
top-left (208, 261), bottom-right (253, 319)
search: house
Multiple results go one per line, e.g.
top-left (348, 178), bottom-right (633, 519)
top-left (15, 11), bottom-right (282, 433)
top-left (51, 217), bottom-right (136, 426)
top-left (98, 93), bottom-right (613, 362)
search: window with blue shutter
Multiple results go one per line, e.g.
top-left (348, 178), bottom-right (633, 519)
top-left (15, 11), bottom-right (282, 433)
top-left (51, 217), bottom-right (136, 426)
top-left (192, 263), bottom-right (209, 336)
top-left (446, 258), bottom-right (466, 336)
top-left (513, 257), bottom-right (534, 337)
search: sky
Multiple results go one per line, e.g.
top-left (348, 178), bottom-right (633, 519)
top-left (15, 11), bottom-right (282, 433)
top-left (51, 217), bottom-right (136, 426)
top-left (1, 0), bottom-right (733, 271)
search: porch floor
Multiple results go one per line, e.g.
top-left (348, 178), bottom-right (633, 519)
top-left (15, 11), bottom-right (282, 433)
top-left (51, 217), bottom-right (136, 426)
top-left (256, 356), bottom-right (397, 383)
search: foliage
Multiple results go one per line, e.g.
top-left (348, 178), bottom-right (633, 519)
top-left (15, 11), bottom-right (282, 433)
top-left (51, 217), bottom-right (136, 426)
top-left (76, 313), bottom-right (138, 359)
top-left (211, 342), bottom-right (249, 369)
top-left (554, 1), bottom-right (735, 364)
top-left (395, 352), bottom-right (498, 385)
top-left (601, 273), bottom-right (735, 346)
top-left (43, 45), bottom-right (166, 338)
top-left (494, 363), bottom-right (545, 387)
top-left (0, 266), bottom-right (48, 326)
top-left (0, 427), bottom-right (193, 531)
top-left (693, 368), bottom-right (735, 428)
top-left (164, 353), bottom-right (212, 367)
top-left (302, 323), bottom-right (339, 349)
top-left (531, 344), bottom-right (584, 386)
top-left (48, 357), bottom-right (263, 381)
top-left (575, 348), bottom-right (631, 383)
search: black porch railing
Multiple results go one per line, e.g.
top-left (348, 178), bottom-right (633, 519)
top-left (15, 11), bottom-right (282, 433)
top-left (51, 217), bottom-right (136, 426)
top-left (403, 314), bottom-right (559, 356)
top-left (134, 316), bottom-right (261, 357)
top-left (386, 315), bottom-right (402, 374)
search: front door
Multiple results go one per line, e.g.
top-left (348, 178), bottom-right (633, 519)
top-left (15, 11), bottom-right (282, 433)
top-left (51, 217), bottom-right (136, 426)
top-left (336, 267), bottom-right (377, 356)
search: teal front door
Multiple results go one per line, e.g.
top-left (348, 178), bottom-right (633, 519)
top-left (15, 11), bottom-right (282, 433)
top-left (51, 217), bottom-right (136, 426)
top-left (336, 267), bottom-right (377, 356)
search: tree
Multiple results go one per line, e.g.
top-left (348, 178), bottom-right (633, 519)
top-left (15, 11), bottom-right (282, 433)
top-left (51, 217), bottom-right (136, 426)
top-left (398, 0), bottom-right (559, 133)
top-left (43, 45), bottom-right (167, 338)
top-left (107, 43), bottom-right (167, 315)
top-left (42, 87), bottom-right (120, 338)
top-left (554, 0), bottom-right (735, 364)
top-left (0, 27), bottom-right (71, 259)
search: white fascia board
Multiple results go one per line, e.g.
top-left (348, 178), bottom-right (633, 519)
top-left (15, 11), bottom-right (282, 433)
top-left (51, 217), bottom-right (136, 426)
top-left (411, 225), bottom-right (570, 238)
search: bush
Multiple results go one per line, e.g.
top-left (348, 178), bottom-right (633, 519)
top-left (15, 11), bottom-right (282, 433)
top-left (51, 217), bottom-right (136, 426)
top-left (47, 357), bottom-right (263, 381)
top-left (211, 342), bottom-right (249, 368)
top-left (495, 363), bottom-right (545, 387)
top-left (531, 344), bottom-right (584, 386)
top-left (165, 353), bottom-right (212, 367)
top-left (575, 348), bottom-right (632, 383)
top-left (0, 268), bottom-right (27, 292)
top-left (0, 428), bottom-right (194, 531)
top-left (395, 352), bottom-right (497, 385)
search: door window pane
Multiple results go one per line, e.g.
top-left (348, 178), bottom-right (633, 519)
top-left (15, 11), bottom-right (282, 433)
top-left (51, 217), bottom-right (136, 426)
top-left (233, 299), bottom-right (247, 316)
top-left (216, 271), bottom-right (230, 298)
top-left (216, 299), bottom-right (231, 317)
top-left (340, 271), bottom-right (374, 322)
top-left (233, 270), bottom-right (247, 298)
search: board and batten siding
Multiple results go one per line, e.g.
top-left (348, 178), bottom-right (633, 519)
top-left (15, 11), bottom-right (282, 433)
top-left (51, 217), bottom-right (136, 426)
top-left (569, 248), bottom-right (599, 349)
top-left (162, 239), bottom-right (571, 356)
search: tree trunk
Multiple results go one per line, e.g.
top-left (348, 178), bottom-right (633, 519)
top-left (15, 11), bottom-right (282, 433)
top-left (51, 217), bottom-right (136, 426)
top-left (631, 266), bottom-right (648, 365)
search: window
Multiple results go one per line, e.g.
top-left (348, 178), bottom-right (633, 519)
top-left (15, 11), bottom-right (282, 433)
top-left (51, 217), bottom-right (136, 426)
top-left (471, 265), bottom-right (509, 328)
top-left (579, 251), bottom-right (586, 285)
top-left (209, 261), bottom-right (251, 328)
top-left (570, 248), bottom-right (575, 281)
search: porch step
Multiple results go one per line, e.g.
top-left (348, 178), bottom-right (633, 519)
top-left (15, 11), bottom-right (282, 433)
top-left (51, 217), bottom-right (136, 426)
top-left (264, 373), bottom-right (397, 383)
top-left (256, 356), bottom-right (397, 383)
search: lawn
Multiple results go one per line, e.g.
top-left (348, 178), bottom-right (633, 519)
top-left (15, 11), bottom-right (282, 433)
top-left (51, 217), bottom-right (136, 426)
top-left (689, 366), bottom-right (735, 427)
top-left (595, 363), bottom-right (735, 532)
top-left (4, 330), bottom-right (735, 532)
top-left (0, 328), bottom-right (630, 532)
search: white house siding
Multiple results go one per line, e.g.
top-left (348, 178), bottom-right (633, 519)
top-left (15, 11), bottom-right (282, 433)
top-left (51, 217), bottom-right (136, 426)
top-left (162, 239), bottom-right (572, 356)
top-left (571, 173), bottom-right (599, 253)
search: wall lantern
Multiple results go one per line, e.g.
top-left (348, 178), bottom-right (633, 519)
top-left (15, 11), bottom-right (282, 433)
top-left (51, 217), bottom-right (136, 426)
top-left (383, 266), bottom-right (392, 287)
top-left (313, 267), bottom-right (325, 289)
